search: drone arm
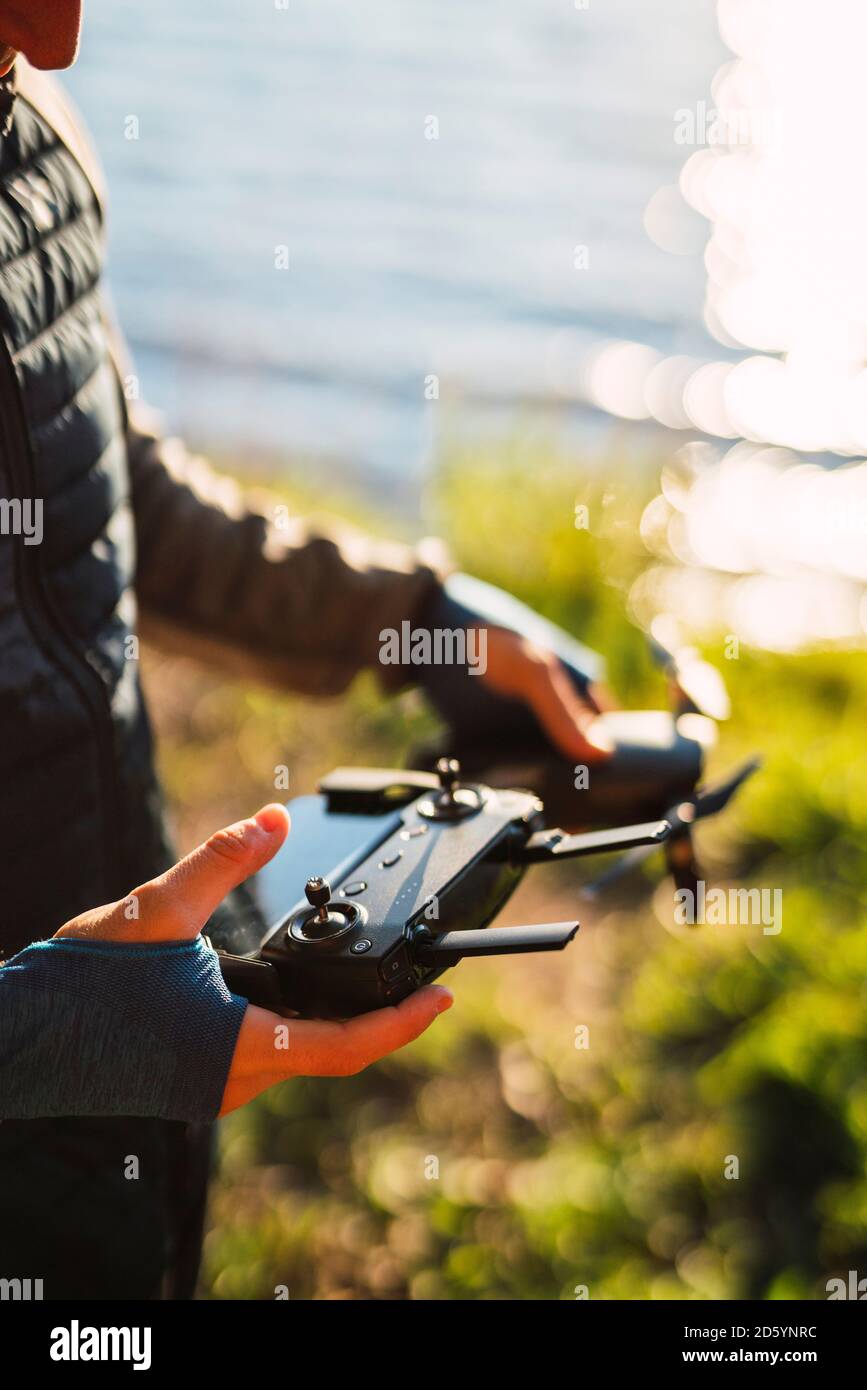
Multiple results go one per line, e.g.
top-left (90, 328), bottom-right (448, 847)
top-left (518, 819), bottom-right (670, 864)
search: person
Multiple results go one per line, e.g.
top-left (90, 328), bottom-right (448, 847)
top-left (0, 2), bottom-right (610, 1299)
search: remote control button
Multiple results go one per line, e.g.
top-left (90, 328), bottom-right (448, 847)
top-left (340, 881), bottom-right (367, 896)
top-left (400, 825), bottom-right (428, 840)
top-left (351, 939), bottom-right (372, 954)
top-left (378, 851), bottom-right (403, 868)
top-left (380, 947), bottom-right (411, 979)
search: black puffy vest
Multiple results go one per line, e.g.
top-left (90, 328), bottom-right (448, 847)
top-left (0, 89), bottom-right (174, 958)
top-left (0, 85), bottom-right (213, 1301)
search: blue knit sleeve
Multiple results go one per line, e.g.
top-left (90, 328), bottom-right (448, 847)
top-left (0, 936), bottom-right (248, 1123)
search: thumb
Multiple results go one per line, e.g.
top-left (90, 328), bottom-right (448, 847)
top-left (53, 804), bottom-right (291, 944)
top-left (137, 803), bottom-right (291, 939)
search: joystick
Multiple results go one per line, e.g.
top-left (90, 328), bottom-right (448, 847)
top-left (305, 875), bottom-right (332, 923)
top-left (286, 872), bottom-right (365, 945)
top-left (417, 756), bottom-right (484, 821)
top-left (437, 757), bottom-right (459, 795)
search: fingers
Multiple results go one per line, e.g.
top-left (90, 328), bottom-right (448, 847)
top-left (526, 652), bottom-right (614, 762)
top-left (314, 985), bottom-right (454, 1074)
top-left (220, 986), bottom-right (454, 1113)
top-left (587, 679), bottom-right (619, 712)
top-left (481, 625), bottom-right (613, 763)
top-left (55, 803), bottom-right (290, 943)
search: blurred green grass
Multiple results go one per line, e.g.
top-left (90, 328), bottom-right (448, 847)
top-left (143, 446), bottom-right (867, 1300)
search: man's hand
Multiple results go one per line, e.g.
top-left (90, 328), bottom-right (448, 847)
top-left (54, 804), bottom-right (453, 1116)
top-left (480, 626), bottom-right (615, 763)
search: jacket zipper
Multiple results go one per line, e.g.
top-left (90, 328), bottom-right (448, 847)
top-left (0, 330), bottom-right (124, 908)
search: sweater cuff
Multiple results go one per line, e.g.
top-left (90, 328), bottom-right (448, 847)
top-left (0, 936), bottom-right (248, 1123)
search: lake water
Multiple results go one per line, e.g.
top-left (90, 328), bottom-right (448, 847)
top-left (64, 0), bottom-right (725, 487)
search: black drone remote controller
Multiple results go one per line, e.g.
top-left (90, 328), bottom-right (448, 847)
top-left (208, 760), bottom-right (671, 1019)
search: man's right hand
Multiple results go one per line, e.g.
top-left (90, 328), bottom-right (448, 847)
top-left (54, 804), bottom-right (453, 1116)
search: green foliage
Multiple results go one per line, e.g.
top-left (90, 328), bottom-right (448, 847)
top-left (147, 450), bottom-right (867, 1300)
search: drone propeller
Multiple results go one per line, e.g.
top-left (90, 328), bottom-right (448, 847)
top-left (578, 756), bottom-right (761, 901)
top-left (652, 756), bottom-right (762, 835)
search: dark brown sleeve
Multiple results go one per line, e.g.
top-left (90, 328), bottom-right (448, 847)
top-left (121, 380), bottom-right (448, 697)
